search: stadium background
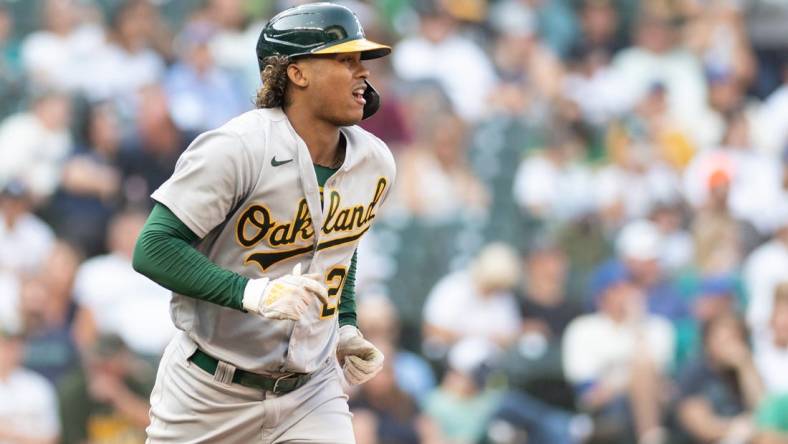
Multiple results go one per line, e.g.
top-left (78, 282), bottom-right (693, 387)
top-left (1, 0), bottom-right (788, 443)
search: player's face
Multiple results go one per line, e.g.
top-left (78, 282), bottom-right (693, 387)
top-left (303, 52), bottom-right (370, 126)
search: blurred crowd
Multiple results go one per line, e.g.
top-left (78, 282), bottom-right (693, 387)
top-left (1, 0), bottom-right (788, 443)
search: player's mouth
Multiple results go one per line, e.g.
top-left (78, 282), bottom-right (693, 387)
top-left (352, 85), bottom-right (366, 106)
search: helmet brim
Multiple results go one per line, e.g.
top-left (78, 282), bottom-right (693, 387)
top-left (312, 38), bottom-right (391, 60)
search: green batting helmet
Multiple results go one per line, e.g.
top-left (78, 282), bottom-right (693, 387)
top-left (256, 2), bottom-right (391, 119)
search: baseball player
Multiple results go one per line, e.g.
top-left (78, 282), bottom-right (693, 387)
top-left (132, 3), bottom-right (394, 443)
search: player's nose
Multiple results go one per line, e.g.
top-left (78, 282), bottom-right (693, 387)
top-left (355, 61), bottom-right (369, 79)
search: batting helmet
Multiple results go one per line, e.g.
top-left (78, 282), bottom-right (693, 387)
top-left (256, 2), bottom-right (391, 119)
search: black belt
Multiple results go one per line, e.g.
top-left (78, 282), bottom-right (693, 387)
top-left (189, 349), bottom-right (312, 394)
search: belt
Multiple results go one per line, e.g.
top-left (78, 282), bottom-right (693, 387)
top-left (189, 349), bottom-right (312, 394)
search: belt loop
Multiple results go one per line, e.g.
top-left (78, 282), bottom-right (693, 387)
top-left (214, 360), bottom-right (236, 385)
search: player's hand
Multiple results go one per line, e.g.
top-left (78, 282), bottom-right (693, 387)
top-left (243, 263), bottom-right (328, 321)
top-left (336, 325), bottom-right (384, 385)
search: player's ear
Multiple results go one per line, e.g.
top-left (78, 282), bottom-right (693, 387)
top-left (286, 62), bottom-right (309, 88)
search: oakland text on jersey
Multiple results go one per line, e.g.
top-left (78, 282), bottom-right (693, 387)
top-left (237, 177), bottom-right (388, 270)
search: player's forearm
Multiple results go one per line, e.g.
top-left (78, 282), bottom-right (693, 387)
top-left (338, 250), bottom-right (358, 327)
top-left (133, 203), bottom-right (248, 310)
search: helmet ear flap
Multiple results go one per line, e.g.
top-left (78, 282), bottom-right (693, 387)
top-left (362, 80), bottom-right (380, 120)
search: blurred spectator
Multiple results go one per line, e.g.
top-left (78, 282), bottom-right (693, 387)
top-left (567, 0), bottom-right (623, 63)
top-left (754, 68), bottom-right (788, 156)
top-left (20, 241), bottom-right (87, 385)
top-left (563, 271), bottom-right (675, 443)
top-left (0, 181), bottom-right (55, 274)
top-left (595, 125), bottom-right (682, 226)
top-left (487, 0), bottom-right (566, 111)
top-left (20, 0), bottom-right (104, 92)
top-left (118, 85), bottom-right (187, 207)
top-left (47, 101), bottom-right (123, 256)
top-left (743, 203), bottom-right (788, 336)
top-left (590, 219), bottom-right (688, 322)
top-left (58, 334), bottom-right (154, 444)
top-left (650, 203), bottom-right (693, 273)
top-left (689, 275), bottom-right (739, 331)
top-left (690, 165), bottom-right (756, 276)
top-left (81, 0), bottom-right (166, 107)
top-left (423, 337), bottom-right (501, 444)
top-left (490, 243), bottom-right (592, 444)
top-left (165, 20), bottom-right (249, 133)
top-left (396, 113), bottom-right (489, 220)
top-left (561, 0), bottom-right (627, 125)
top-left (205, 0), bottom-right (266, 95)
top-left (0, 320), bottom-right (60, 444)
top-left (683, 0), bottom-right (756, 89)
top-left (0, 90), bottom-right (73, 200)
top-left (518, 241), bottom-right (582, 340)
top-left (512, 127), bottom-right (594, 222)
top-left (423, 243), bottom-right (522, 354)
top-left (73, 210), bottom-right (174, 359)
top-left (392, 5), bottom-right (497, 121)
top-left (676, 313), bottom-right (765, 444)
top-left (612, 9), bottom-right (710, 142)
top-left (685, 109), bottom-right (784, 235)
top-left (350, 342), bottom-right (442, 444)
top-left (357, 294), bottom-right (436, 404)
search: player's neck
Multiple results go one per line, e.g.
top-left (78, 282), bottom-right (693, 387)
top-left (284, 104), bottom-right (341, 167)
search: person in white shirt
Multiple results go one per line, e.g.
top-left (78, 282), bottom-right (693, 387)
top-left (20, 0), bottom-right (104, 92)
top-left (392, 6), bottom-right (497, 122)
top-left (0, 182), bottom-right (55, 274)
top-left (0, 323), bottom-right (60, 444)
top-left (744, 204), bottom-right (788, 336)
top-left (563, 270), bottom-right (674, 444)
top-left (612, 11), bottom-right (710, 145)
top-left (74, 210), bottom-right (174, 358)
top-left (423, 243), bottom-right (522, 354)
top-left (79, 0), bottom-right (166, 105)
top-left (512, 129), bottom-right (595, 223)
top-left (0, 91), bottom-right (73, 201)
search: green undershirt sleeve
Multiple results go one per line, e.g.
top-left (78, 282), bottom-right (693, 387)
top-left (338, 250), bottom-right (358, 328)
top-left (132, 203), bottom-right (249, 310)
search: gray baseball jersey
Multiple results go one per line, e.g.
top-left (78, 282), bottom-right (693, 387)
top-left (151, 107), bottom-right (395, 374)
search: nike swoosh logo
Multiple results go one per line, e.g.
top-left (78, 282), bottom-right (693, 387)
top-left (271, 157), bottom-right (294, 167)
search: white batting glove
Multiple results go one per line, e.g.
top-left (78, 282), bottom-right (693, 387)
top-left (336, 325), bottom-right (384, 385)
top-left (242, 263), bottom-right (328, 321)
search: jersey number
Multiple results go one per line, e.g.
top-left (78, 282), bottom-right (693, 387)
top-left (320, 267), bottom-right (347, 319)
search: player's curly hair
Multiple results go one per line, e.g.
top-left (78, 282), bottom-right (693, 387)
top-left (255, 55), bottom-right (290, 109)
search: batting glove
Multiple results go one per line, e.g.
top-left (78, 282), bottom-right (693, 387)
top-left (242, 263), bottom-right (328, 321)
top-left (337, 325), bottom-right (384, 385)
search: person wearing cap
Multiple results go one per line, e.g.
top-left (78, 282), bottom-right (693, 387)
top-left (589, 219), bottom-right (688, 323)
top-left (422, 243), bottom-right (523, 354)
top-left (132, 3), bottom-right (395, 442)
top-left (0, 321), bottom-right (61, 444)
top-left (563, 270), bottom-right (675, 444)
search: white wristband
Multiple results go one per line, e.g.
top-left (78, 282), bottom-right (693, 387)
top-left (242, 277), bottom-right (270, 313)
